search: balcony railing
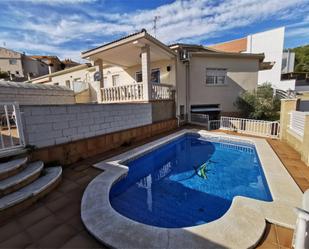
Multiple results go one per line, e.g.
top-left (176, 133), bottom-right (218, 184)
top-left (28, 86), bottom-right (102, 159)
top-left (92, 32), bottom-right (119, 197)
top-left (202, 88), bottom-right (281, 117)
top-left (101, 83), bottom-right (174, 103)
top-left (151, 83), bottom-right (174, 100)
top-left (102, 83), bottom-right (144, 103)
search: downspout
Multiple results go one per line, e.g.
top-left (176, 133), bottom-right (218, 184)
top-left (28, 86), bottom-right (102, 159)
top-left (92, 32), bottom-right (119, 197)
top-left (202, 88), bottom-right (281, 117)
top-left (185, 60), bottom-right (190, 123)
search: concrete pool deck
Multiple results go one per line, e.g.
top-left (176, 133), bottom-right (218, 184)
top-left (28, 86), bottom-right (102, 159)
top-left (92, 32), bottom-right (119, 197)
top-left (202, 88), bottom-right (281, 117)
top-left (81, 129), bottom-right (303, 249)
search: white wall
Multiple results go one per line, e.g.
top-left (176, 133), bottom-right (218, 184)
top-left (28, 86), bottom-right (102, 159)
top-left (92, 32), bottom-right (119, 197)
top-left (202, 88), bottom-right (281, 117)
top-left (189, 55), bottom-right (259, 113)
top-left (102, 60), bottom-right (176, 88)
top-left (246, 27), bottom-right (285, 86)
top-left (21, 103), bottom-right (152, 148)
top-left (274, 79), bottom-right (296, 91)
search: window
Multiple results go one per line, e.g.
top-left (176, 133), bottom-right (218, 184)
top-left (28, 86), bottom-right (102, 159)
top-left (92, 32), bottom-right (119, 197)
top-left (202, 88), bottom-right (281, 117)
top-left (9, 59), bottom-right (17, 65)
top-left (135, 71), bottom-right (142, 83)
top-left (112, 74), bottom-right (120, 86)
top-left (54, 83), bottom-right (59, 86)
top-left (151, 69), bottom-right (160, 83)
top-left (206, 68), bottom-right (227, 85)
top-left (65, 80), bottom-right (71, 88)
top-left (15, 71), bottom-right (19, 75)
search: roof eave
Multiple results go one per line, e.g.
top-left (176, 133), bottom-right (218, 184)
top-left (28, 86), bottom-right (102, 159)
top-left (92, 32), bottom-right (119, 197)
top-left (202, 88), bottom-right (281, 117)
top-left (81, 30), bottom-right (176, 59)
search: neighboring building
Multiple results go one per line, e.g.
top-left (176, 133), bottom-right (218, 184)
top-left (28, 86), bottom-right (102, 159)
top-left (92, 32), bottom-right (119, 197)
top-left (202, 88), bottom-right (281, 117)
top-left (209, 27), bottom-right (305, 92)
top-left (61, 59), bottom-right (80, 69)
top-left (32, 29), bottom-right (263, 120)
top-left (30, 55), bottom-right (63, 74)
top-left (29, 63), bottom-right (99, 103)
top-left (0, 47), bottom-right (49, 80)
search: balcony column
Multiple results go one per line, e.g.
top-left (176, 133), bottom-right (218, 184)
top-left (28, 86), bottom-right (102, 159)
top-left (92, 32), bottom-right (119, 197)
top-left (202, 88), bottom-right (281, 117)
top-left (141, 45), bottom-right (151, 101)
top-left (94, 59), bottom-right (104, 103)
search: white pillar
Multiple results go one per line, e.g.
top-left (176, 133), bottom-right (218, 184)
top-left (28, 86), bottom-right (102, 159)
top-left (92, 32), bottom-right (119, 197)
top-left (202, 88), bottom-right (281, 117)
top-left (94, 59), bottom-right (104, 103)
top-left (141, 45), bottom-right (151, 101)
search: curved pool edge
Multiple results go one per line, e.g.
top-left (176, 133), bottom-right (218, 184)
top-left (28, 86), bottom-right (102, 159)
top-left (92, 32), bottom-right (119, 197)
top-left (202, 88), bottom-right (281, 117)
top-left (81, 129), bottom-right (303, 248)
top-left (81, 163), bottom-right (266, 249)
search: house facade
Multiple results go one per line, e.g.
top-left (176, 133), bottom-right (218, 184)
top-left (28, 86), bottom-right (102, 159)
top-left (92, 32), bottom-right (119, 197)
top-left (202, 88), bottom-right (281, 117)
top-left (31, 29), bottom-right (264, 120)
top-left (210, 27), bottom-right (309, 93)
top-left (0, 47), bottom-right (49, 80)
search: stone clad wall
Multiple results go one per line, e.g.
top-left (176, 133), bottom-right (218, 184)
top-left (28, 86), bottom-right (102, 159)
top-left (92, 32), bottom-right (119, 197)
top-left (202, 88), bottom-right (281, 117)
top-left (21, 103), bottom-right (152, 148)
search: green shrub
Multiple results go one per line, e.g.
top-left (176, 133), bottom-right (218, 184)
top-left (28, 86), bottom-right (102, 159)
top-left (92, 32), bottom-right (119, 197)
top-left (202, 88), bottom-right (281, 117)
top-left (0, 71), bottom-right (8, 78)
top-left (234, 83), bottom-right (280, 121)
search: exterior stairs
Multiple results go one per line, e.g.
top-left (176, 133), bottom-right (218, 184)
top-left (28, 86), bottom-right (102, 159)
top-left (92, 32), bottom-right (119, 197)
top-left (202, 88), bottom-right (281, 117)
top-left (0, 157), bottom-right (62, 221)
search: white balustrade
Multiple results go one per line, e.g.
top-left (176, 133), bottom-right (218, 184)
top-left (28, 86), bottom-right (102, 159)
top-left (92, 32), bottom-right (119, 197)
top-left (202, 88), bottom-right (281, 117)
top-left (0, 102), bottom-right (25, 154)
top-left (151, 83), bottom-right (173, 100)
top-left (102, 83), bottom-right (174, 103)
top-left (102, 83), bottom-right (144, 103)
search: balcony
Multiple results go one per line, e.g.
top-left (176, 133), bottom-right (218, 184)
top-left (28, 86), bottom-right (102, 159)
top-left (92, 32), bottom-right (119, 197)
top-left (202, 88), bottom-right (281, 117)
top-left (101, 83), bottom-right (174, 103)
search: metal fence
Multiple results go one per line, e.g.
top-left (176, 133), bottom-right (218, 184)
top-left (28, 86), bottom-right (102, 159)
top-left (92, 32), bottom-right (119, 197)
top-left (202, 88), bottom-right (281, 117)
top-left (189, 113), bottom-right (209, 126)
top-left (220, 116), bottom-right (280, 138)
top-left (0, 102), bottom-right (25, 154)
top-left (290, 111), bottom-right (309, 137)
top-left (188, 114), bottom-right (280, 138)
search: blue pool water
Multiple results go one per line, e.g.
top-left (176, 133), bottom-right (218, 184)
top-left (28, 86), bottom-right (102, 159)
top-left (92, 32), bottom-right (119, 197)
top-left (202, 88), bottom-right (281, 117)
top-left (110, 134), bottom-right (272, 228)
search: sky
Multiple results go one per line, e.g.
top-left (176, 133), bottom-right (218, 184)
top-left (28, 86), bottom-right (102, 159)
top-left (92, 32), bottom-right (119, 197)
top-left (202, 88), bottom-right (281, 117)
top-left (0, 0), bottom-right (309, 62)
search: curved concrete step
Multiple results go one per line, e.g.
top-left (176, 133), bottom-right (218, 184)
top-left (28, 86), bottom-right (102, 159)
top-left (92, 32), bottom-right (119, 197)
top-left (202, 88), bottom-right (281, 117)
top-left (0, 157), bottom-right (28, 180)
top-left (0, 167), bottom-right (62, 211)
top-left (0, 161), bottom-right (44, 197)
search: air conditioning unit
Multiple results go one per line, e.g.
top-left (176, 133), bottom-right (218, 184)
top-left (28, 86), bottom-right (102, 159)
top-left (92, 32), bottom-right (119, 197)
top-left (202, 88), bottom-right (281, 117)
top-left (180, 49), bottom-right (190, 61)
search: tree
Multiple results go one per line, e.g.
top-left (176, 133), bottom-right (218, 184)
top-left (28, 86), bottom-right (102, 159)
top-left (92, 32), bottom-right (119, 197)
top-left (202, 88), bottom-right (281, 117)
top-left (291, 44), bottom-right (309, 73)
top-left (0, 71), bottom-right (8, 79)
top-left (234, 83), bottom-right (280, 121)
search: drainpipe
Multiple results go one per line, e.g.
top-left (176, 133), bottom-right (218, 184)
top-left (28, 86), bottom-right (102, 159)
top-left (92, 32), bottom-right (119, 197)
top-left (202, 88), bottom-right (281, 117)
top-left (185, 61), bottom-right (190, 123)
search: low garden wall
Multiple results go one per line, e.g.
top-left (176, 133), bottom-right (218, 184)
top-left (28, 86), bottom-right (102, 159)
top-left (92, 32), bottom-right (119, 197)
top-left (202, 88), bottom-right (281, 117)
top-left (280, 99), bottom-right (309, 166)
top-left (30, 119), bottom-right (177, 165)
top-left (21, 103), bottom-right (152, 148)
top-left (0, 81), bottom-right (75, 105)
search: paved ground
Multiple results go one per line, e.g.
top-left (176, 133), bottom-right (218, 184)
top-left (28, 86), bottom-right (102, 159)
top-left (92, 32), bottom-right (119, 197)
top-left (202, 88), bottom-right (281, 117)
top-left (0, 128), bottom-right (304, 249)
top-left (0, 162), bottom-right (106, 248)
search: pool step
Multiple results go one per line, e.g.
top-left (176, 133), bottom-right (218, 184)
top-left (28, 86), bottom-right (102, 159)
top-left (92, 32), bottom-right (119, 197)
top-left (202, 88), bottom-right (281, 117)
top-left (0, 167), bottom-right (62, 211)
top-left (0, 157), bottom-right (62, 222)
top-left (0, 161), bottom-right (44, 197)
top-left (0, 157), bottom-right (28, 180)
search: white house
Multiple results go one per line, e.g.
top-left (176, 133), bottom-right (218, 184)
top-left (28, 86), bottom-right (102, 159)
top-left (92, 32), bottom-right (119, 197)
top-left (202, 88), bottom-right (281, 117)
top-left (31, 29), bottom-right (264, 121)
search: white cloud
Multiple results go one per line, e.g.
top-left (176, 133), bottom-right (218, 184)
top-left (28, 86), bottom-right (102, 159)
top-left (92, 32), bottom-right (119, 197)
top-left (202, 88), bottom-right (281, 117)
top-left (1, 0), bottom-right (308, 60)
top-left (8, 0), bottom-right (96, 5)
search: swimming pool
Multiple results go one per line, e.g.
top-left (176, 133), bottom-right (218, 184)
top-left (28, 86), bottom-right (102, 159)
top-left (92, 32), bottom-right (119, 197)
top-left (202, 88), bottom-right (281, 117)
top-left (109, 133), bottom-right (272, 228)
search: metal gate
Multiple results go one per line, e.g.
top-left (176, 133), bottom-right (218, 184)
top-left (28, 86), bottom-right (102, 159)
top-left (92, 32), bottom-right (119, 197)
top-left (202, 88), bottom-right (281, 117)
top-left (0, 102), bottom-right (25, 155)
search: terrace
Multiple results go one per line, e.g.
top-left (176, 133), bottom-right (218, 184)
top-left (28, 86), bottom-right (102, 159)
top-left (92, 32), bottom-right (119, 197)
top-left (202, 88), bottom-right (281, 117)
top-left (0, 97), bottom-right (308, 248)
top-left (81, 30), bottom-right (176, 103)
top-left (0, 125), bottom-right (307, 249)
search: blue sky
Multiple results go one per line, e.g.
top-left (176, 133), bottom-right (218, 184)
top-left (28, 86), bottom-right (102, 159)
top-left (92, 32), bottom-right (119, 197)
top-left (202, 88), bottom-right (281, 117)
top-left (1, 0), bottom-right (309, 61)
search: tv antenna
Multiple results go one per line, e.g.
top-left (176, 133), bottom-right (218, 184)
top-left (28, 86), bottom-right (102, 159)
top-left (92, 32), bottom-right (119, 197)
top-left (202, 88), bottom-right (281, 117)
top-left (153, 16), bottom-right (160, 38)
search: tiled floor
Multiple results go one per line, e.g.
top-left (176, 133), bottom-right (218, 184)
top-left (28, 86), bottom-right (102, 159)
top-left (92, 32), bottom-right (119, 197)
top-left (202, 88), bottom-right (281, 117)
top-left (256, 223), bottom-right (294, 249)
top-left (0, 127), bottom-right (302, 249)
top-left (267, 139), bottom-right (309, 192)
top-left (0, 162), bottom-right (105, 249)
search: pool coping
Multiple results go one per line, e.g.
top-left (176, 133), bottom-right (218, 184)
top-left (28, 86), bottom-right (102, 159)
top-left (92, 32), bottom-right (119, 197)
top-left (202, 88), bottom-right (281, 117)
top-left (81, 129), bottom-right (302, 249)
